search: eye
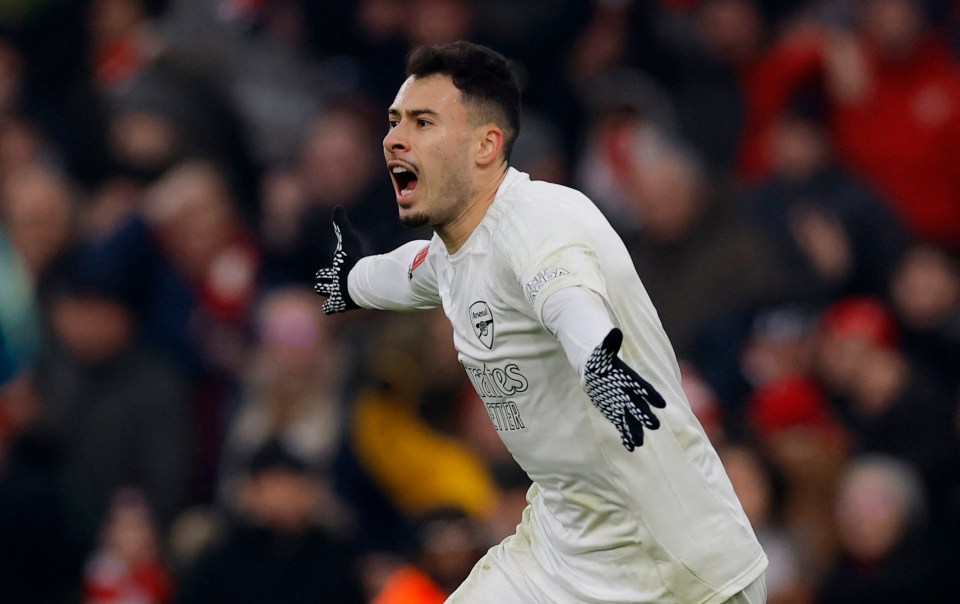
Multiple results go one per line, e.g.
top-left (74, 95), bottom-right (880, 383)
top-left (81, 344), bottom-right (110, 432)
top-left (417, 118), bottom-right (431, 128)
top-left (388, 119), bottom-right (399, 129)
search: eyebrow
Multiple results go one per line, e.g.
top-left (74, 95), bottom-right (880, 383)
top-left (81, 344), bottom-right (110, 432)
top-left (387, 108), bottom-right (439, 119)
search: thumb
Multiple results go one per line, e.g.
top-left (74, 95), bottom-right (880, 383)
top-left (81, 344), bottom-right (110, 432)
top-left (331, 205), bottom-right (364, 256)
top-left (331, 205), bottom-right (349, 228)
top-left (587, 328), bottom-right (623, 376)
top-left (600, 328), bottom-right (623, 356)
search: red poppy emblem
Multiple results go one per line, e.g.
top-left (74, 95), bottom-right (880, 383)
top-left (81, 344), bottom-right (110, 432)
top-left (408, 244), bottom-right (430, 280)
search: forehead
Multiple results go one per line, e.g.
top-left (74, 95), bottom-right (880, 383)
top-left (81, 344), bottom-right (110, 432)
top-left (389, 74), bottom-right (466, 116)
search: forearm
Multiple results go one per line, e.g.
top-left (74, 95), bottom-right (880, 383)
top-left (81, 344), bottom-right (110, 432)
top-left (540, 286), bottom-right (617, 377)
top-left (542, 285), bottom-right (666, 451)
top-left (347, 240), bottom-right (440, 311)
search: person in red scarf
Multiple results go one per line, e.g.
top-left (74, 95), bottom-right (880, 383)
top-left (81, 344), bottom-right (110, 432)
top-left (84, 489), bottom-right (175, 604)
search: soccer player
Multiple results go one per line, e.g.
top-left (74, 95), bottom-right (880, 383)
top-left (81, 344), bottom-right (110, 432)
top-left (315, 41), bottom-right (768, 603)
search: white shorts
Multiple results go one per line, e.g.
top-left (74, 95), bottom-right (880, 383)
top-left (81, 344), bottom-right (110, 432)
top-left (447, 532), bottom-right (768, 604)
top-left (446, 531), bottom-right (554, 603)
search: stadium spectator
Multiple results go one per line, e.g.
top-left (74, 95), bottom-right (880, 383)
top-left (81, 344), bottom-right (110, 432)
top-left (747, 372), bottom-right (849, 581)
top-left (83, 488), bottom-right (176, 604)
top-left (260, 99), bottom-right (429, 286)
top-left (818, 454), bottom-right (950, 603)
top-left (217, 286), bottom-right (351, 530)
top-left (176, 438), bottom-right (365, 604)
top-left (90, 0), bottom-right (259, 213)
top-left (370, 507), bottom-right (487, 604)
top-left (617, 129), bottom-right (798, 359)
top-left (146, 160), bottom-right (261, 495)
top-left (403, 0), bottom-right (475, 48)
top-left (160, 0), bottom-right (327, 169)
top-left (34, 265), bottom-right (193, 531)
top-left (888, 242), bottom-right (960, 394)
top-left (570, 0), bottom-right (754, 172)
top-left (738, 0), bottom-right (960, 250)
top-left (0, 371), bottom-right (85, 601)
top-left (573, 72), bottom-right (678, 231)
top-left (719, 443), bottom-right (812, 604)
top-left (746, 105), bottom-right (910, 302)
top-left (813, 296), bottom-right (960, 504)
top-left (341, 311), bottom-right (498, 554)
top-left (76, 160), bottom-right (262, 502)
top-left (0, 164), bottom-right (80, 308)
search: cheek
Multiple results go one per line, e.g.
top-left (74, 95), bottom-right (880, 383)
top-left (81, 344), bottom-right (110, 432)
top-left (429, 136), bottom-right (455, 166)
top-left (419, 132), bottom-right (473, 197)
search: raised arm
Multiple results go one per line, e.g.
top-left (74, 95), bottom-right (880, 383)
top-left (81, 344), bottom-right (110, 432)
top-left (314, 206), bottom-right (440, 313)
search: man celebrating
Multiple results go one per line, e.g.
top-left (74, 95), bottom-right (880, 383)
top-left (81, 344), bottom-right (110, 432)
top-left (316, 41), bottom-right (767, 603)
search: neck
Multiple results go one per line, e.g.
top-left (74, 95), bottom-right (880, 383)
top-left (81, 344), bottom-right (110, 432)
top-left (438, 163), bottom-right (508, 254)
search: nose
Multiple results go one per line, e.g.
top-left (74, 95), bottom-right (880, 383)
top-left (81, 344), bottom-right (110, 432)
top-left (383, 123), bottom-right (408, 154)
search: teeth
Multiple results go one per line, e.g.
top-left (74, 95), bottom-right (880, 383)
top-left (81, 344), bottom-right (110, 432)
top-left (400, 188), bottom-right (413, 196)
top-left (392, 166), bottom-right (408, 173)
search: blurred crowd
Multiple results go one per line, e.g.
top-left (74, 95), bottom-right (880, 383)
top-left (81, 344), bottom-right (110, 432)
top-left (0, 0), bottom-right (958, 602)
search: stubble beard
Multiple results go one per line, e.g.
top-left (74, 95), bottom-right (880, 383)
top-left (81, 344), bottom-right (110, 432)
top-left (400, 212), bottom-right (428, 228)
top-left (399, 167), bottom-right (472, 231)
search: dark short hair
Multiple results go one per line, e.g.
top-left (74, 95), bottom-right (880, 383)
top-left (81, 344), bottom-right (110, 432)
top-left (405, 41), bottom-right (521, 161)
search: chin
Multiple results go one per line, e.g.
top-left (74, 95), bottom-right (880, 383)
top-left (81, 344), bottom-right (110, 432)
top-left (399, 211), bottom-right (428, 228)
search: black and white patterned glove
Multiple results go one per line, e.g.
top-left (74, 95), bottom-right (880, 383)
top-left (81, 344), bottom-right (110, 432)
top-left (314, 206), bottom-right (363, 315)
top-left (584, 328), bottom-right (667, 451)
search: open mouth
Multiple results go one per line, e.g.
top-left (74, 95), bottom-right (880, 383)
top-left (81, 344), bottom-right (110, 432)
top-left (390, 164), bottom-right (419, 197)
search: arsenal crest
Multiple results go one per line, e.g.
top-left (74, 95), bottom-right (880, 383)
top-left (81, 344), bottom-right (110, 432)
top-left (469, 301), bottom-right (494, 349)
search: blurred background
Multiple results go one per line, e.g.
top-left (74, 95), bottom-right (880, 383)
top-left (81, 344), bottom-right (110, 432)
top-left (0, 0), bottom-right (958, 602)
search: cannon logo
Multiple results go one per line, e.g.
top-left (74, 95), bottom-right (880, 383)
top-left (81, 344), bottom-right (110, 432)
top-left (469, 301), bottom-right (494, 349)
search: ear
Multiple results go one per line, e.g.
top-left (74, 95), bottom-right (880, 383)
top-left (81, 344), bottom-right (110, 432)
top-left (475, 125), bottom-right (505, 167)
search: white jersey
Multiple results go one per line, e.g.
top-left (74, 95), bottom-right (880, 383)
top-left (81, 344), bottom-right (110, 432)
top-left (348, 168), bottom-right (767, 603)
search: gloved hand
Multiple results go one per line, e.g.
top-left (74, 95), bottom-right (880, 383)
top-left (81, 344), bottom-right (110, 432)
top-left (584, 328), bottom-right (666, 451)
top-left (314, 206), bottom-right (363, 314)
